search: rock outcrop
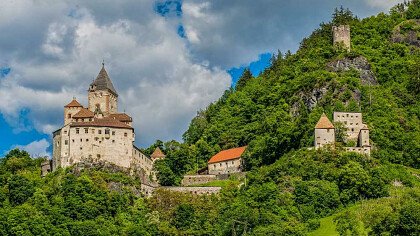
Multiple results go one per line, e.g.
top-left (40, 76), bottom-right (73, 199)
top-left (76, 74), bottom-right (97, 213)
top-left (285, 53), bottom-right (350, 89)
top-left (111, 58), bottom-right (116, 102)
top-left (391, 19), bottom-right (420, 47)
top-left (327, 56), bottom-right (378, 85)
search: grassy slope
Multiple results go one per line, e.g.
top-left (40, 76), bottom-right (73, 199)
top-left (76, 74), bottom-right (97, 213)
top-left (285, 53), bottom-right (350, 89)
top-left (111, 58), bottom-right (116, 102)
top-left (308, 216), bottom-right (339, 236)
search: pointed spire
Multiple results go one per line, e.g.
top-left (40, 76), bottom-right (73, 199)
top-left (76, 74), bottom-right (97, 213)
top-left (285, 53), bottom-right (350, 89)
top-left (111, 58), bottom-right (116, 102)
top-left (89, 64), bottom-right (118, 96)
top-left (315, 113), bottom-right (335, 129)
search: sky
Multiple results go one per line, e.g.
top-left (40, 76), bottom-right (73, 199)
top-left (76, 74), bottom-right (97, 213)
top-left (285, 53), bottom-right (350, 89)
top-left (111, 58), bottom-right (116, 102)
top-left (0, 0), bottom-right (404, 157)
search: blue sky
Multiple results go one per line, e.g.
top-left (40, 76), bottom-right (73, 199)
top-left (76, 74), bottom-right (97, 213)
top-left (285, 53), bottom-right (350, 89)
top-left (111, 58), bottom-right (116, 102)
top-left (0, 0), bottom-right (403, 157)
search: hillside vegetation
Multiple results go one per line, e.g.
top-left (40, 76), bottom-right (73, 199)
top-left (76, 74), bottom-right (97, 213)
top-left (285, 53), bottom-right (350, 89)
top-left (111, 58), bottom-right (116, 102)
top-left (1, 1), bottom-right (419, 236)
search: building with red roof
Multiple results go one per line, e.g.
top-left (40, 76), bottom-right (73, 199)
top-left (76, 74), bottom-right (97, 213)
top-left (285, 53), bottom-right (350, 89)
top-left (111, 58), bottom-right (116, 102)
top-left (208, 146), bottom-right (247, 175)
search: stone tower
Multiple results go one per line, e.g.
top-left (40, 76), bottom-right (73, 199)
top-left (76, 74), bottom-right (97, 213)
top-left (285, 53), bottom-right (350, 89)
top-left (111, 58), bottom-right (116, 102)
top-left (332, 25), bottom-right (351, 51)
top-left (88, 64), bottom-right (118, 116)
top-left (64, 98), bottom-right (83, 125)
top-left (314, 113), bottom-right (335, 148)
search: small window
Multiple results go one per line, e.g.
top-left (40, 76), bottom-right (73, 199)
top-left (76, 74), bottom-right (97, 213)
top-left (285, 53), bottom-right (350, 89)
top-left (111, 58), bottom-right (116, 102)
top-left (84, 128), bottom-right (88, 133)
top-left (80, 147), bottom-right (82, 150)
top-left (346, 114), bottom-right (349, 117)
top-left (344, 121), bottom-right (347, 124)
top-left (64, 130), bottom-right (67, 134)
top-left (65, 140), bottom-right (68, 145)
top-left (67, 114), bottom-right (71, 118)
top-left (76, 128), bottom-right (80, 134)
top-left (86, 139), bottom-right (89, 142)
top-left (232, 161), bottom-right (234, 164)
top-left (350, 123), bottom-right (353, 125)
top-left (327, 129), bottom-right (330, 133)
top-left (112, 140), bottom-right (115, 143)
top-left (98, 130), bottom-right (102, 134)
top-left (92, 129), bottom-right (95, 134)
top-left (351, 128), bottom-right (354, 132)
top-left (95, 137), bottom-right (99, 141)
top-left (220, 163), bottom-right (222, 166)
top-left (105, 128), bottom-right (110, 135)
top-left (80, 139), bottom-right (82, 142)
top-left (124, 132), bottom-right (127, 137)
top-left (72, 139), bottom-right (74, 143)
top-left (112, 131), bottom-right (115, 135)
top-left (97, 154), bottom-right (100, 158)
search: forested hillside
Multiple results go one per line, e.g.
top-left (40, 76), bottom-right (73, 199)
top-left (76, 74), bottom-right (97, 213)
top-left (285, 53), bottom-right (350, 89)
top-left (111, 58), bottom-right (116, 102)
top-left (152, 1), bottom-right (420, 185)
top-left (0, 1), bottom-right (419, 235)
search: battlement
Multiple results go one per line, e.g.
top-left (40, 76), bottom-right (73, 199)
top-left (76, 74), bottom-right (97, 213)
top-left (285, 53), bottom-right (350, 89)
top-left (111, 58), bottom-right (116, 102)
top-left (332, 25), bottom-right (351, 51)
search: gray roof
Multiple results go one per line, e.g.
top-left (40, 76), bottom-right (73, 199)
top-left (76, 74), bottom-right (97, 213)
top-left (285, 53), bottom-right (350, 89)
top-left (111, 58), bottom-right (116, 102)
top-left (90, 65), bottom-right (118, 96)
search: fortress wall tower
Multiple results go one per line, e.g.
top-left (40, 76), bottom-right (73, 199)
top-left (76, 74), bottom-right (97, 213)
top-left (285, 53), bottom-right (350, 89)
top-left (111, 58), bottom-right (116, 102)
top-left (358, 125), bottom-right (370, 147)
top-left (332, 25), bottom-right (351, 51)
top-left (64, 99), bottom-right (83, 125)
top-left (314, 113), bottom-right (335, 148)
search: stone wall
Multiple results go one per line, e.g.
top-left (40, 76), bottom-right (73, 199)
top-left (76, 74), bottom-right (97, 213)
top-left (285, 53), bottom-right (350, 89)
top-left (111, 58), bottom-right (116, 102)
top-left (88, 90), bottom-right (117, 116)
top-left (333, 112), bottom-right (364, 140)
top-left (344, 146), bottom-right (371, 156)
top-left (181, 175), bottom-right (217, 186)
top-left (41, 159), bottom-right (52, 177)
top-left (55, 126), bottom-right (134, 169)
top-left (162, 186), bottom-right (221, 195)
top-left (141, 184), bottom-right (156, 197)
top-left (358, 129), bottom-right (370, 147)
top-left (332, 25), bottom-right (350, 50)
top-left (208, 158), bottom-right (242, 175)
top-left (314, 128), bottom-right (335, 148)
top-left (64, 106), bottom-right (82, 125)
top-left (52, 129), bottom-right (62, 171)
top-left (131, 146), bottom-right (155, 185)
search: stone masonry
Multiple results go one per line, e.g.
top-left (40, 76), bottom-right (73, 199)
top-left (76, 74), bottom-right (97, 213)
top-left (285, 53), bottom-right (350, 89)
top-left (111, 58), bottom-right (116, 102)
top-left (333, 25), bottom-right (351, 51)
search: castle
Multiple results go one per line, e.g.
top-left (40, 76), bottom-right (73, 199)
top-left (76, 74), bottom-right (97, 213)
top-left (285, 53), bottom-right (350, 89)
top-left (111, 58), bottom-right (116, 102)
top-left (50, 64), bottom-right (159, 183)
top-left (314, 112), bottom-right (371, 155)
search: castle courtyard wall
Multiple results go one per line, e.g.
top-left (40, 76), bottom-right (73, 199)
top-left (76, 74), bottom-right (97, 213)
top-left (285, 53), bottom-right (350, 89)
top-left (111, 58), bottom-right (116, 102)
top-left (181, 175), bottom-right (217, 186)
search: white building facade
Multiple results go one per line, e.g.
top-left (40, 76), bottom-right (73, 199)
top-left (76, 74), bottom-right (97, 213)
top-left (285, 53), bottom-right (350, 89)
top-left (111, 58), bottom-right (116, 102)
top-left (52, 65), bottom-right (156, 183)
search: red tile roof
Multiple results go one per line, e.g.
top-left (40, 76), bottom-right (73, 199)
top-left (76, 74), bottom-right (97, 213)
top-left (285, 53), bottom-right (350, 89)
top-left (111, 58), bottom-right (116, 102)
top-left (208, 146), bottom-right (247, 164)
top-left (151, 147), bottom-right (165, 159)
top-left (315, 113), bottom-right (335, 129)
top-left (64, 99), bottom-right (83, 107)
top-left (70, 117), bottom-right (132, 129)
top-left (109, 113), bottom-right (132, 122)
top-left (72, 108), bottom-right (94, 118)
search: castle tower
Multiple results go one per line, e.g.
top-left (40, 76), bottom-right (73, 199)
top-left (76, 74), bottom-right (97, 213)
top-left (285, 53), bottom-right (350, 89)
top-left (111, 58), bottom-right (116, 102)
top-left (88, 64), bottom-right (118, 117)
top-left (314, 113), bottom-right (335, 148)
top-left (332, 25), bottom-right (351, 51)
top-left (358, 124), bottom-right (370, 147)
top-left (64, 98), bottom-right (83, 125)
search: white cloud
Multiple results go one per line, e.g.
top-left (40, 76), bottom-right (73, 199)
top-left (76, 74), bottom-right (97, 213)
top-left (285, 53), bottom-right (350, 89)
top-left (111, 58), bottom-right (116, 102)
top-left (364, 0), bottom-right (405, 9)
top-left (0, 0), bottom-right (403, 148)
top-left (15, 139), bottom-right (50, 157)
top-left (0, 1), bottom-right (230, 147)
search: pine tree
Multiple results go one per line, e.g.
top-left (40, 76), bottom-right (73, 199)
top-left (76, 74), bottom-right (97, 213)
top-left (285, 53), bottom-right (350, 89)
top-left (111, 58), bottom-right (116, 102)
top-left (236, 68), bottom-right (253, 90)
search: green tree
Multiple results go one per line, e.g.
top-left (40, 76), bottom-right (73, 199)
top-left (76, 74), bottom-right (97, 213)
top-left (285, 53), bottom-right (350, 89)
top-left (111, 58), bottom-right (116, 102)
top-left (8, 175), bottom-right (35, 206)
top-left (236, 68), bottom-right (253, 90)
